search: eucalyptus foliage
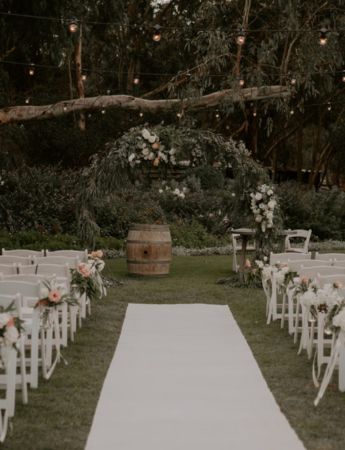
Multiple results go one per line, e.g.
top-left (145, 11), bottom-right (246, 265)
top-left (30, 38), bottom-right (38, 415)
top-left (79, 125), bottom-right (274, 243)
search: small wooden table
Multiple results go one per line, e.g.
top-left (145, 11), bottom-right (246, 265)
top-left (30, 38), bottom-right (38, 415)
top-left (231, 228), bottom-right (255, 280)
top-left (231, 228), bottom-right (297, 280)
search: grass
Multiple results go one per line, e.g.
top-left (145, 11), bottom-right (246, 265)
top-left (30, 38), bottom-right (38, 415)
top-left (3, 255), bottom-right (345, 449)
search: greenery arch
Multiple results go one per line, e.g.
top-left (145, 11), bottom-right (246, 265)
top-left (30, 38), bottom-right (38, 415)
top-left (78, 125), bottom-right (279, 251)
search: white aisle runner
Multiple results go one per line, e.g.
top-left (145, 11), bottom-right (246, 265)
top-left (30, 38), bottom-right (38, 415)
top-left (86, 304), bottom-right (305, 450)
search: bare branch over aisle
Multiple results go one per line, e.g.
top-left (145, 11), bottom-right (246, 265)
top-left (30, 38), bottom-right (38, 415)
top-left (0, 85), bottom-right (289, 125)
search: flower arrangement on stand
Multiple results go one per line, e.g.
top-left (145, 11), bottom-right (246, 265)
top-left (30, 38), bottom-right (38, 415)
top-left (250, 183), bottom-right (281, 261)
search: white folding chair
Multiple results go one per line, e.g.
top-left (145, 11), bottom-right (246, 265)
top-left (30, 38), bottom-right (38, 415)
top-left (0, 293), bottom-right (28, 410)
top-left (46, 249), bottom-right (88, 263)
top-left (34, 255), bottom-right (79, 268)
top-left (0, 256), bottom-right (31, 266)
top-left (2, 249), bottom-right (44, 258)
top-left (0, 281), bottom-right (41, 388)
top-left (317, 273), bottom-right (345, 288)
top-left (284, 229), bottom-right (312, 253)
top-left (314, 253), bottom-right (345, 262)
top-left (269, 252), bottom-right (311, 265)
top-left (0, 344), bottom-right (17, 442)
top-left (37, 264), bottom-right (74, 344)
top-left (0, 264), bottom-right (17, 275)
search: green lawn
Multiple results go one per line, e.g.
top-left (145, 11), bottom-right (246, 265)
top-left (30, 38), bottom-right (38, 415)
top-left (3, 256), bottom-right (345, 450)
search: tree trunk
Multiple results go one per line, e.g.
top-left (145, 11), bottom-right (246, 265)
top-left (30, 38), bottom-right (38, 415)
top-left (0, 85), bottom-right (289, 125)
top-left (74, 24), bottom-right (86, 131)
top-left (296, 125), bottom-right (303, 182)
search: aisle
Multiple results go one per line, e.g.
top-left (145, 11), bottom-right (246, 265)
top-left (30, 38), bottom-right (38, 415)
top-left (85, 304), bottom-right (305, 450)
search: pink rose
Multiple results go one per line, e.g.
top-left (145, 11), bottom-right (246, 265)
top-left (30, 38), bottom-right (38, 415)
top-left (301, 276), bottom-right (309, 284)
top-left (244, 259), bottom-right (252, 268)
top-left (48, 290), bottom-right (62, 303)
top-left (77, 263), bottom-right (91, 278)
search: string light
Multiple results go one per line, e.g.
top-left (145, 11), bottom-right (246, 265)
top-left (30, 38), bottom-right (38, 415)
top-left (68, 18), bottom-right (78, 33)
top-left (81, 74), bottom-right (87, 81)
top-left (176, 112), bottom-right (182, 118)
top-left (236, 28), bottom-right (246, 46)
top-left (28, 64), bottom-right (35, 76)
top-left (152, 25), bottom-right (161, 42)
top-left (319, 27), bottom-right (328, 46)
top-left (327, 102), bottom-right (332, 111)
top-left (63, 105), bottom-right (67, 111)
top-left (106, 89), bottom-right (111, 94)
top-left (342, 71), bottom-right (345, 82)
top-left (253, 109), bottom-right (257, 117)
top-left (290, 109), bottom-right (295, 115)
top-left (290, 78), bottom-right (296, 86)
top-left (133, 76), bottom-right (140, 85)
top-left (237, 76), bottom-right (245, 87)
top-left (101, 109), bottom-right (106, 114)
top-left (139, 112), bottom-right (144, 117)
top-left (215, 111), bottom-right (220, 119)
top-left (25, 98), bottom-right (30, 104)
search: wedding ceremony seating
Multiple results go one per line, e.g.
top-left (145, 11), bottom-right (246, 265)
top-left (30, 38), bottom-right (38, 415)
top-left (261, 251), bottom-right (345, 405)
top-left (0, 246), bottom-right (106, 441)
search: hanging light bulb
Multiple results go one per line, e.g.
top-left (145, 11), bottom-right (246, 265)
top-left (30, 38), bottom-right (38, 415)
top-left (28, 64), bottom-right (35, 76)
top-left (236, 28), bottom-right (246, 46)
top-left (68, 18), bottom-right (78, 33)
top-left (133, 76), bottom-right (140, 85)
top-left (152, 25), bottom-right (162, 42)
top-left (319, 28), bottom-right (328, 46)
top-left (237, 76), bottom-right (245, 87)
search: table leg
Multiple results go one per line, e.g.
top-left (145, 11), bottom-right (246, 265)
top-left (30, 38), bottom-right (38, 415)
top-left (239, 236), bottom-right (248, 282)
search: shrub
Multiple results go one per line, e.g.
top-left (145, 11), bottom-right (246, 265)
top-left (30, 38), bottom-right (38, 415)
top-left (277, 182), bottom-right (345, 240)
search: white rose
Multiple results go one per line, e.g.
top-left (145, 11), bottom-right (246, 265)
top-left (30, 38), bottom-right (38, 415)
top-left (0, 313), bottom-right (10, 328)
top-left (158, 189), bottom-right (163, 193)
top-left (267, 189), bottom-right (274, 196)
top-left (255, 260), bottom-right (264, 269)
top-left (169, 148), bottom-right (176, 155)
top-left (255, 193), bottom-right (263, 201)
top-left (148, 152), bottom-right (155, 160)
top-left (128, 153), bottom-right (136, 162)
top-left (255, 215), bottom-right (263, 222)
top-left (142, 148), bottom-right (150, 156)
top-left (142, 129), bottom-right (151, 140)
top-left (148, 134), bottom-right (156, 144)
top-left (39, 285), bottom-right (50, 299)
top-left (4, 326), bottom-right (19, 345)
top-left (268, 200), bottom-right (276, 209)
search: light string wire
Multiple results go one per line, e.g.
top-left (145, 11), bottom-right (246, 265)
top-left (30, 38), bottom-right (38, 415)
top-left (1, 59), bottom-right (345, 80)
top-left (1, 10), bottom-right (345, 31)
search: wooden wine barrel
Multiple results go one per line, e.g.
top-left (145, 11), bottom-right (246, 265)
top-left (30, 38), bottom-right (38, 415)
top-left (126, 224), bottom-right (172, 276)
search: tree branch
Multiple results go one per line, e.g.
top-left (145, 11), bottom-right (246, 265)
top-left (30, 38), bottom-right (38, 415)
top-left (0, 85), bottom-right (289, 124)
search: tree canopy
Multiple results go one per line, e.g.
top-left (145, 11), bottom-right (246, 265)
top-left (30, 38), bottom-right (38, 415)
top-left (1, 0), bottom-right (345, 184)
